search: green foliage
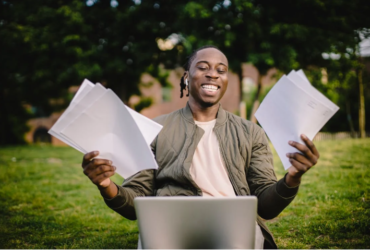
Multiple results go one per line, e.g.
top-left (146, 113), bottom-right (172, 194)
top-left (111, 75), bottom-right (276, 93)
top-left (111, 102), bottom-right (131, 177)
top-left (133, 97), bottom-right (153, 113)
top-left (176, 0), bottom-right (370, 76)
top-left (305, 37), bottom-right (370, 133)
top-left (244, 86), bottom-right (257, 118)
top-left (0, 139), bottom-right (369, 248)
top-left (0, 105), bottom-right (32, 145)
top-left (1, 0), bottom-right (177, 145)
top-left (1, 0), bottom-right (98, 144)
top-left (146, 64), bottom-right (172, 88)
top-left (174, 0), bottom-right (370, 124)
top-left (184, 2), bottom-right (212, 19)
top-left (2, 0), bottom-right (370, 145)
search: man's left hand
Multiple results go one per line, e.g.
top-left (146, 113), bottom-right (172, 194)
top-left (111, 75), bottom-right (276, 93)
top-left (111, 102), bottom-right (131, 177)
top-left (285, 134), bottom-right (320, 187)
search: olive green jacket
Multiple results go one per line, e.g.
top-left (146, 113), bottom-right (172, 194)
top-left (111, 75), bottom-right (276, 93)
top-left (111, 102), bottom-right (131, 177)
top-left (103, 103), bottom-right (299, 248)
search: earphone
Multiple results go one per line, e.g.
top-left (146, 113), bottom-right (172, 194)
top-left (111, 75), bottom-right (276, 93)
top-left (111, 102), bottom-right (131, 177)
top-left (185, 79), bottom-right (189, 86)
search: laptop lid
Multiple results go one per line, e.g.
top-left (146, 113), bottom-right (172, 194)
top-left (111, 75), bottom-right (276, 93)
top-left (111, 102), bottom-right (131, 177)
top-left (134, 196), bottom-right (257, 249)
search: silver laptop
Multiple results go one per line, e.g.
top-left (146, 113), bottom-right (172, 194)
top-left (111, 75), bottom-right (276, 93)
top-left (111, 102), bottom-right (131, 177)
top-left (134, 196), bottom-right (257, 249)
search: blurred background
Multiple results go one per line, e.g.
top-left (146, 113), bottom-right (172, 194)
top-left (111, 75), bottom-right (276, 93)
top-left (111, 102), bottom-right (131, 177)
top-left (1, 1), bottom-right (370, 249)
top-left (1, 0), bottom-right (370, 146)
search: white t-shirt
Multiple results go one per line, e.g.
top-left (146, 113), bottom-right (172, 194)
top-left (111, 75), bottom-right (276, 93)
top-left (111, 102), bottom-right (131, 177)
top-left (190, 119), bottom-right (265, 249)
top-left (190, 119), bottom-right (235, 197)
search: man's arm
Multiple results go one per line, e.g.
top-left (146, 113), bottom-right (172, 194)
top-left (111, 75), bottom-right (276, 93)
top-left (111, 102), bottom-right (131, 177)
top-left (247, 126), bottom-right (299, 220)
top-left (102, 169), bottom-right (155, 220)
top-left (81, 151), bottom-right (156, 220)
top-left (82, 151), bottom-right (118, 198)
top-left (247, 126), bottom-right (319, 220)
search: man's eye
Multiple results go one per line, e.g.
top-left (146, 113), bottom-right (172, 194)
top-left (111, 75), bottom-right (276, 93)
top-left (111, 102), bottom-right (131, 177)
top-left (198, 67), bottom-right (207, 70)
top-left (218, 69), bottom-right (226, 74)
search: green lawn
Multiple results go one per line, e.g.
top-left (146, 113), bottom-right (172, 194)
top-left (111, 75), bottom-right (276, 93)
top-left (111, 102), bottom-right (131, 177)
top-left (0, 139), bottom-right (369, 249)
top-left (268, 138), bottom-right (370, 249)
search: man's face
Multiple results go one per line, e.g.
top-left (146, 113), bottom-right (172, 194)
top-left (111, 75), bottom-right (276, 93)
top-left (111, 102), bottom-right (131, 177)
top-left (186, 48), bottom-right (229, 107)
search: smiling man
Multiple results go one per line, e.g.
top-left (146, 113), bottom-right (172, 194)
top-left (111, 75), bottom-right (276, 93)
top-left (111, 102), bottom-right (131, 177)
top-left (185, 46), bottom-right (228, 112)
top-left (81, 45), bottom-right (320, 249)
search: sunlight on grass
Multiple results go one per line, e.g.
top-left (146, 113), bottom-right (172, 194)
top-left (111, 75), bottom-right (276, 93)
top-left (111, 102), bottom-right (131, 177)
top-left (0, 139), bottom-right (369, 248)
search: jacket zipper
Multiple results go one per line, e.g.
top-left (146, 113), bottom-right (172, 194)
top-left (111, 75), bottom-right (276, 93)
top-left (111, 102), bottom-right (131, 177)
top-left (215, 130), bottom-right (242, 196)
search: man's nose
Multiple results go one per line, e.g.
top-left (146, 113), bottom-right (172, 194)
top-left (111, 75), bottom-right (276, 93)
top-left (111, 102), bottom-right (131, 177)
top-left (206, 69), bottom-right (219, 79)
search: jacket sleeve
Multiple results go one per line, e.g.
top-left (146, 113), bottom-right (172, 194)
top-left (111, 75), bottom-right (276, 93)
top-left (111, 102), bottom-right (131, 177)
top-left (101, 139), bottom-right (157, 220)
top-left (247, 125), bottom-right (300, 220)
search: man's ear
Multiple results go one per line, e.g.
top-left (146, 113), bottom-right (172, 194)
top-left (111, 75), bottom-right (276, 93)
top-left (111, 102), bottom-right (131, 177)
top-left (183, 71), bottom-right (190, 96)
top-left (183, 71), bottom-right (188, 81)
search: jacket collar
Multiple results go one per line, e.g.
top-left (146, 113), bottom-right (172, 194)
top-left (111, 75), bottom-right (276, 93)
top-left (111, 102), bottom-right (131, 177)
top-left (182, 102), bottom-right (227, 127)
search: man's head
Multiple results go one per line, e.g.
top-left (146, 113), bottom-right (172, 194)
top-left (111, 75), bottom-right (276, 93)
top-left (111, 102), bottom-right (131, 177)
top-left (180, 46), bottom-right (229, 108)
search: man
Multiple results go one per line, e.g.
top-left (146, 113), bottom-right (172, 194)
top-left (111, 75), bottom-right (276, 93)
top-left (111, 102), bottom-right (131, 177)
top-left (81, 46), bottom-right (319, 248)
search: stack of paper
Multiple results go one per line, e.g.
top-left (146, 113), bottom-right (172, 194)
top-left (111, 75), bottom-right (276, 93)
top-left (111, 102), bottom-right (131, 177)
top-left (49, 79), bottom-right (163, 178)
top-left (255, 70), bottom-right (339, 170)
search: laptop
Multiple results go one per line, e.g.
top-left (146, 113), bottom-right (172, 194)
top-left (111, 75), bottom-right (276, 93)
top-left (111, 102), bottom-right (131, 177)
top-left (134, 196), bottom-right (257, 249)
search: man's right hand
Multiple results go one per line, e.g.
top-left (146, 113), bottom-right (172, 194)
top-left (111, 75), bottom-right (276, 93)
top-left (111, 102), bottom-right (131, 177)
top-left (82, 151), bottom-right (117, 197)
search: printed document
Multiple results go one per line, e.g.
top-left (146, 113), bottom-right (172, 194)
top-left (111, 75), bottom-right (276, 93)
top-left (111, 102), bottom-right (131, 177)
top-left (255, 70), bottom-right (339, 170)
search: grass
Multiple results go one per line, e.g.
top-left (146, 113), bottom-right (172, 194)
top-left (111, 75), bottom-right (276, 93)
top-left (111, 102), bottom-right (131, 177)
top-left (268, 139), bottom-right (370, 249)
top-left (0, 139), bottom-right (369, 249)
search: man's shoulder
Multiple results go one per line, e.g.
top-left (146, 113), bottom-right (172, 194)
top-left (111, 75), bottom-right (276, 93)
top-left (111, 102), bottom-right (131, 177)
top-left (225, 111), bottom-right (268, 145)
top-left (153, 108), bottom-right (183, 125)
top-left (225, 110), bottom-right (262, 133)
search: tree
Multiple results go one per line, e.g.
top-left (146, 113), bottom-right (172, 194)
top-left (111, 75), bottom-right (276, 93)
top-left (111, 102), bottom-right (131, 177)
top-left (2, 0), bottom-right (370, 145)
top-left (169, 0), bottom-right (370, 123)
top-left (1, 0), bottom-right (93, 144)
top-left (313, 28), bottom-right (370, 136)
top-left (0, 0), bottom-right (177, 145)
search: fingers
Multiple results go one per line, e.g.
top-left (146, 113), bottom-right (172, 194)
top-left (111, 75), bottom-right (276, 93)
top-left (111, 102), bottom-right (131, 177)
top-left (287, 157), bottom-right (310, 174)
top-left (300, 134), bottom-right (320, 158)
top-left (89, 167), bottom-right (116, 186)
top-left (288, 136), bottom-right (319, 165)
top-left (88, 158), bottom-right (113, 168)
top-left (82, 151), bottom-right (99, 166)
top-left (286, 151), bottom-right (312, 167)
top-left (85, 162), bottom-right (116, 186)
top-left (83, 159), bottom-right (115, 176)
top-left (81, 151), bottom-right (116, 186)
top-left (288, 140), bottom-right (314, 160)
top-left (286, 134), bottom-right (320, 179)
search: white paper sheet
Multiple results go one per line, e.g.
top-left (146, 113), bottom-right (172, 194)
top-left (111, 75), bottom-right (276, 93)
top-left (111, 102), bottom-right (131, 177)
top-left (60, 89), bottom-right (159, 178)
top-left (72, 79), bottom-right (95, 104)
top-left (48, 79), bottom-right (163, 178)
top-left (49, 82), bottom-right (107, 152)
top-left (287, 70), bottom-right (338, 111)
top-left (49, 79), bottom-right (95, 151)
top-left (127, 107), bottom-right (163, 146)
top-left (297, 69), bottom-right (310, 84)
top-left (255, 73), bottom-right (339, 170)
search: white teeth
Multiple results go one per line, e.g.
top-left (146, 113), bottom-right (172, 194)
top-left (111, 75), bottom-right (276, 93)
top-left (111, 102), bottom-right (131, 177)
top-left (202, 85), bottom-right (218, 91)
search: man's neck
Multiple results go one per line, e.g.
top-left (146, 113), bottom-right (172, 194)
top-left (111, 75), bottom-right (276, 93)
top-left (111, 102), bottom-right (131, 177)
top-left (188, 99), bottom-right (219, 122)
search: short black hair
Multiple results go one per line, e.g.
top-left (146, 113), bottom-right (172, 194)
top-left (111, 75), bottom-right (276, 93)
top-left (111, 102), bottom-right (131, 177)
top-left (180, 45), bottom-right (223, 98)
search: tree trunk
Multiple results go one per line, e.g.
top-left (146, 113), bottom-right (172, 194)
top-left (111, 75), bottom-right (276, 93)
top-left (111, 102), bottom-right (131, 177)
top-left (249, 74), bottom-right (263, 123)
top-left (345, 100), bottom-right (356, 137)
top-left (358, 67), bottom-right (366, 138)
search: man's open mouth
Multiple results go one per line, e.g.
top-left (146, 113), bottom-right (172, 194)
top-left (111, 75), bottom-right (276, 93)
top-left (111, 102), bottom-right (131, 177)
top-left (201, 84), bottom-right (219, 92)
